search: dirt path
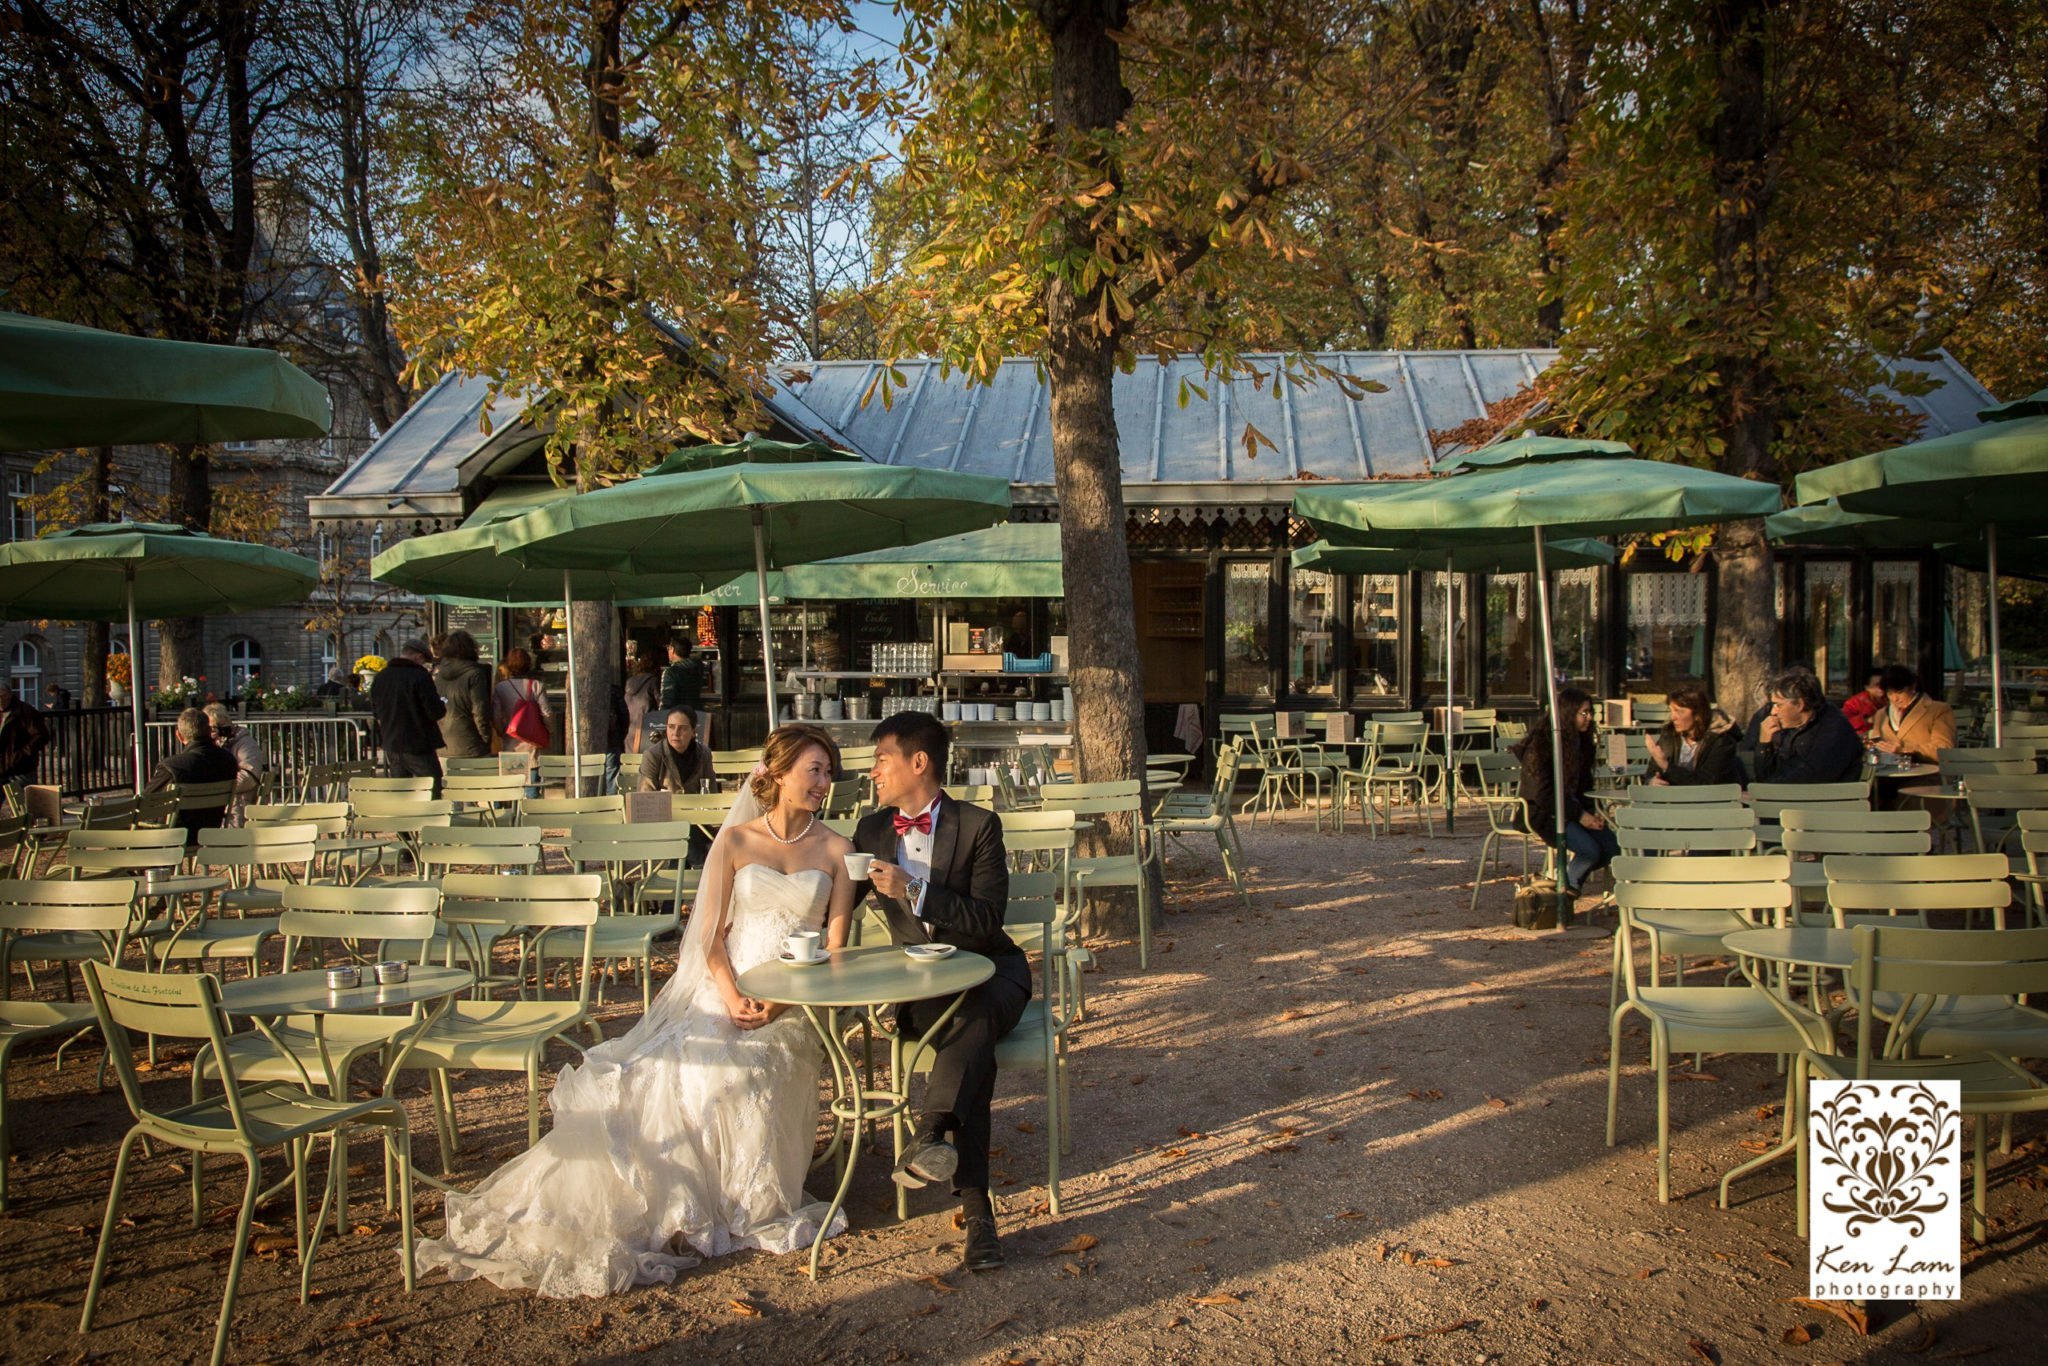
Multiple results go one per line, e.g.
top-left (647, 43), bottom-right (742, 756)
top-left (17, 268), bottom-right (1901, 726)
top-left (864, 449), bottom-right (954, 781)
top-left (2, 814), bottom-right (2042, 1363)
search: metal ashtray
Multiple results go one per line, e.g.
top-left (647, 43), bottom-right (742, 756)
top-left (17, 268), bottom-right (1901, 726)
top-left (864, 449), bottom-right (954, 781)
top-left (326, 965), bottom-right (362, 991)
top-left (374, 961), bottom-right (409, 985)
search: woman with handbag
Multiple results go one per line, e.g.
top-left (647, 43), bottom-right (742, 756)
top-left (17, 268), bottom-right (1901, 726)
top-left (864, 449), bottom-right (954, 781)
top-left (493, 646), bottom-right (555, 797)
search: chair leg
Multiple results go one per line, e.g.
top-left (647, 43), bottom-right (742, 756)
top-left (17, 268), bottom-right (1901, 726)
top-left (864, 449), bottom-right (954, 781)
top-left (292, 1137), bottom-right (310, 1263)
top-left (528, 1054), bottom-right (543, 1147)
top-left (80, 1129), bottom-right (141, 1335)
top-left (1654, 1031), bottom-right (1672, 1204)
top-left (301, 1135), bottom-right (341, 1303)
top-left (207, 1153), bottom-right (262, 1366)
top-left (1972, 1118), bottom-right (1989, 1243)
top-left (1605, 1003), bottom-right (1631, 1147)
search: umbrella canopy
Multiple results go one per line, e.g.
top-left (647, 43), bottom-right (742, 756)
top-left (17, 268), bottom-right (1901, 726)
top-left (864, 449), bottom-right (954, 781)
top-left (1433, 434), bottom-right (1635, 475)
top-left (0, 311), bottom-right (330, 450)
top-left (498, 460), bottom-right (1013, 721)
top-left (1977, 386), bottom-right (2048, 424)
top-left (644, 436), bottom-right (862, 477)
top-left (0, 522), bottom-right (318, 620)
top-left (1291, 536), bottom-right (1616, 575)
top-left (1296, 458), bottom-right (1782, 548)
top-left (0, 523), bottom-right (319, 794)
top-left (703, 523), bottom-right (1064, 601)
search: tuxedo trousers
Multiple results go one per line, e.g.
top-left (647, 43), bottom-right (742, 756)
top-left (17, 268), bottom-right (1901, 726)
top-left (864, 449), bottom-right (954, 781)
top-left (896, 957), bottom-right (1030, 1191)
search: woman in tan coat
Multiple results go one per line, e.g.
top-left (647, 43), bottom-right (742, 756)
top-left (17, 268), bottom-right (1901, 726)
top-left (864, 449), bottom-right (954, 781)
top-left (1868, 665), bottom-right (1957, 764)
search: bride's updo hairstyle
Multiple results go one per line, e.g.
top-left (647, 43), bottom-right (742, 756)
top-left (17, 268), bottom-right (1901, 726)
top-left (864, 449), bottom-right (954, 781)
top-left (749, 722), bottom-right (842, 807)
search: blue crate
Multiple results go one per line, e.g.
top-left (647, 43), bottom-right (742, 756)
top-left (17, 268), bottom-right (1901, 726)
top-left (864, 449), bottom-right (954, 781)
top-left (1003, 651), bottom-right (1056, 674)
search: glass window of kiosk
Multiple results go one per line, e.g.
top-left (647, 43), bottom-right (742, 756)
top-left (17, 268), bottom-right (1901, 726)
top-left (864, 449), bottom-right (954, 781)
top-left (1287, 566), bottom-right (1337, 697)
top-left (1549, 567), bottom-right (1602, 693)
top-left (1627, 567), bottom-right (1709, 695)
top-left (1482, 573), bottom-right (1536, 697)
top-left (1871, 560), bottom-right (1920, 671)
top-left (1420, 572), bottom-right (1469, 699)
top-left (1801, 560), bottom-right (1851, 697)
top-left (1349, 574), bottom-right (1402, 697)
top-left (1222, 560), bottom-right (1273, 698)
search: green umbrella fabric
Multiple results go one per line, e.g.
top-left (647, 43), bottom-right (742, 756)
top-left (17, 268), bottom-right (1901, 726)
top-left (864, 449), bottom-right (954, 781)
top-left (711, 523), bottom-right (1063, 600)
top-left (1793, 413), bottom-right (2048, 524)
top-left (1433, 434), bottom-right (1635, 474)
top-left (1764, 501), bottom-right (1974, 550)
top-left (1977, 386), bottom-right (2048, 424)
top-left (496, 461), bottom-right (1014, 575)
top-left (0, 311), bottom-right (330, 450)
top-left (372, 485), bottom-right (714, 606)
top-left (643, 436), bottom-right (861, 477)
top-left (1295, 458), bottom-right (1782, 547)
top-left (0, 522), bottom-right (318, 620)
top-left (1291, 536), bottom-right (1615, 574)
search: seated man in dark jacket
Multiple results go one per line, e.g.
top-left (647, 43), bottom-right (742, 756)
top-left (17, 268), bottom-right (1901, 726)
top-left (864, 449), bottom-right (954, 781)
top-left (1752, 668), bottom-right (1865, 785)
top-left (637, 708), bottom-right (716, 865)
top-left (145, 707), bottom-right (240, 839)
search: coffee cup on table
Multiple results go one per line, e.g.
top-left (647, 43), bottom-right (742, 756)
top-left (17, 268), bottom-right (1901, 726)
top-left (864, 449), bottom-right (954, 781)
top-left (843, 852), bottom-right (875, 881)
top-left (784, 931), bottom-right (823, 961)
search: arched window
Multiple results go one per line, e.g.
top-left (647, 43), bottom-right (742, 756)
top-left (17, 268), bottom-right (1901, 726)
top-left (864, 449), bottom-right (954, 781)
top-left (227, 637), bottom-right (263, 695)
top-left (320, 634), bottom-right (339, 685)
top-left (370, 522), bottom-right (384, 559)
top-left (9, 638), bottom-right (42, 695)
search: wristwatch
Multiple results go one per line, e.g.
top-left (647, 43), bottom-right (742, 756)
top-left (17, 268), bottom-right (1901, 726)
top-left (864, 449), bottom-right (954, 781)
top-left (906, 877), bottom-right (927, 912)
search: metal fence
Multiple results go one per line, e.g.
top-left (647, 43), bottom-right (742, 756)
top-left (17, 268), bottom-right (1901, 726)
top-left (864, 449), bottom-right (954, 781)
top-left (31, 707), bottom-right (376, 799)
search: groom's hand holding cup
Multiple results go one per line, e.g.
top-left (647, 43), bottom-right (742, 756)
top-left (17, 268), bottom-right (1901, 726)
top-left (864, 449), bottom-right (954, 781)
top-left (867, 858), bottom-right (912, 901)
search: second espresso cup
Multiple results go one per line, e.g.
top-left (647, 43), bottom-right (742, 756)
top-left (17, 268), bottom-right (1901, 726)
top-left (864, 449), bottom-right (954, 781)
top-left (784, 931), bottom-right (822, 961)
top-left (843, 851), bottom-right (875, 881)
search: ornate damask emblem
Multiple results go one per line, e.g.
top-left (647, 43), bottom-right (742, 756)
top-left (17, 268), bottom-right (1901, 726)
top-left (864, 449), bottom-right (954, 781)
top-left (1811, 1081), bottom-right (1957, 1239)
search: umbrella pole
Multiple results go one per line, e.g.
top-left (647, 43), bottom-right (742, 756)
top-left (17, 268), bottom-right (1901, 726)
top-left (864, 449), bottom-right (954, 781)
top-left (126, 567), bottom-right (145, 795)
top-left (1443, 554), bottom-right (1456, 833)
top-left (1988, 524), bottom-right (2004, 748)
top-left (752, 507), bottom-right (778, 728)
top-left (1532, 530), bottom-right (1571, 928)
top-left (563, 572), bottom-right (582, 797)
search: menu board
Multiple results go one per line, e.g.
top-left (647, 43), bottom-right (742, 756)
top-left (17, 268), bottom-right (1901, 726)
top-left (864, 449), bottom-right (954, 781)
top-left (852, 599), bottom-right (913, 669)
top-left (443, 605), bottom-right (497, 662)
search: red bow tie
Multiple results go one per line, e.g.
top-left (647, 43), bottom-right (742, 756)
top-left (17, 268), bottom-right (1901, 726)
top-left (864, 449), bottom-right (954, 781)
top-left (893, 809), bottom-right (934, 836)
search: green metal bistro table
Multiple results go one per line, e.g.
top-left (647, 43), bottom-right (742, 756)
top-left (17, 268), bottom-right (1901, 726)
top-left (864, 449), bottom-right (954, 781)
top-left (737, 944), bottom-right (993, 1279)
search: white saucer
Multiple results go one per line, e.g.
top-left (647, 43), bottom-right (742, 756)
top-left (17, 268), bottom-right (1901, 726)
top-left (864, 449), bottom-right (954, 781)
top-left (904, 943), bottom-right (957, 959)
top-left (779, 951), bottom-right (829, 967)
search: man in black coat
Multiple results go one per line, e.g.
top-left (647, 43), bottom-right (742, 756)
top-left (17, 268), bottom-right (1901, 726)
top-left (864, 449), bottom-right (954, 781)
top-left (1753, 667), bottom-right (1865, 784)
top-left (144, 707), bottom-right (240, 840)
top-left (853, 711), bottom-right (1025, 1274)
top-left (369, 639), bottom-right (447, 794)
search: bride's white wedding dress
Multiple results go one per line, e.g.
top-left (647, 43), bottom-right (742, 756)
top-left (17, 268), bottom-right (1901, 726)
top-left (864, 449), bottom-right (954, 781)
top-left (413, 863), bottom-right (845, 1298)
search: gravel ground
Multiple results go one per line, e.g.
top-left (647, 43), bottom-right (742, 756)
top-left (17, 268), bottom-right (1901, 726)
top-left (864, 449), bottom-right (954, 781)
top-left (2, 810), bottom-right (2044, 1364)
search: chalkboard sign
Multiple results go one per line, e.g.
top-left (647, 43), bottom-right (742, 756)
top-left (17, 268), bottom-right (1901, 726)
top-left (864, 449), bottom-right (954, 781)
top-left (444, 605), bottom-right (497, 661)
top-left (851, 598), bottom-right (912, 670)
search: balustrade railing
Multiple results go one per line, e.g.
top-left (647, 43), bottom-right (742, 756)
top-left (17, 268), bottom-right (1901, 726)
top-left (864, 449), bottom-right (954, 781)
top-left (30, 707), bottom-right (376, 799)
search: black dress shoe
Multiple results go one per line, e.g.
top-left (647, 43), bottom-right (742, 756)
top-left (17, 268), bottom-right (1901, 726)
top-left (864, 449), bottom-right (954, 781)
top-left (962, 1212), bottom-right (1004, 1271)
top-left (892, 1133), bottom-right (959, 1189)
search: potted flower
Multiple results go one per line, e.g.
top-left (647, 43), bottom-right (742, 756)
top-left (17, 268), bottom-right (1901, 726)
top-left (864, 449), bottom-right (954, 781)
top-left (263, 684), bottom-right (310, 713)
top-left (150, 675), bottom-right (198, 716)
top-left (105, 652), bottom-right (131, 703)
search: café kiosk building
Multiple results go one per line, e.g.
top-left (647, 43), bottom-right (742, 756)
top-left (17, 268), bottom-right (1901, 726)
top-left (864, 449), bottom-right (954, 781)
top-left (314, 349), bottom-right (1998, 751)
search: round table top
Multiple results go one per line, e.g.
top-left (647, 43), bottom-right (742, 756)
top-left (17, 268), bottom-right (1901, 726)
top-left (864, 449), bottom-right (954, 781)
top-left (1897, 784), bottom-right (1964, 801)
top-left (217, 965), bottom-right (473, 1016)
top-left (737, 943), bottom-right (993, 1009)
top-left (1874, 763), bottom-right (1939, 782)
top-left (1723, 927), bottom-right (1855, 970)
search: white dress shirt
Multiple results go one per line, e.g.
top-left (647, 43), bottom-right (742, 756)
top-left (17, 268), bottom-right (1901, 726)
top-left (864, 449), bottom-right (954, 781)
top-left (896, 795), bottom-right (939, 925)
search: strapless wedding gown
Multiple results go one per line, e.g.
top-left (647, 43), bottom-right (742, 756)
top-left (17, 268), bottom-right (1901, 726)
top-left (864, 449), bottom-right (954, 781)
top-left (414, 865), bottom-right (845, 1298)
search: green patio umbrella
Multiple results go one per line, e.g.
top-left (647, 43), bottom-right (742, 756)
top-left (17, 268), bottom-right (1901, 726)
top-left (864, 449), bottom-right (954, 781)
top-left (0, 523), bottom-right (319, 792)
top-left (1297, 457), bottom-right (1781, 923)
top-left (1293, 537), bottom-right (1617, 833)
top-left (1795, 392), bottom-right (2048, 743)
top-left (694, 522), bottom-right (1063, 603)
top-left (0, 311), bottom-right (330, 449)
top-left (644, 436), bottom-right (861, 476)
top-left (1432, 434), bottom-right (1635, 474)
top-left (495, 457), bottom-right (1013, 722)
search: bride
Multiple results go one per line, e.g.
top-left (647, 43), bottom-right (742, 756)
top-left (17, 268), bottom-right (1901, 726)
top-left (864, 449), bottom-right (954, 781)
top-left (414, 723), bottom-right (857, 1298)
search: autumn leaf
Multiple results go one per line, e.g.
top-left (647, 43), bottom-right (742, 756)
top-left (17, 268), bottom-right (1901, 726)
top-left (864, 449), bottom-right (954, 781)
top-left (727, 1299), bottom-right (763, 1317)
top-left (1051, 1233), bottom-right (1100, 1255)
top-left (1686, 1338), bottom-right (1717, 1362)
top-left (916, 1274), bottom-right (956, 1294)
top-left (1784, 1298), bottom-right (1870, 1337)
top-left (1632, 1267), bottom-right (1663, 1279)
top-left (1333, 1210), bottom-right (1369, 1220)
top-left (1190, 1292), bottom-right (1240, 1306)
top-left (1782, 1324), bottom-right (1814, 1345)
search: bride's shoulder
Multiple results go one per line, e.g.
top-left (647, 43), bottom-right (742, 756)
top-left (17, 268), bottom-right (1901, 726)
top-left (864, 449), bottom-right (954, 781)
top-left (816, 825), bottom-right (852, 856)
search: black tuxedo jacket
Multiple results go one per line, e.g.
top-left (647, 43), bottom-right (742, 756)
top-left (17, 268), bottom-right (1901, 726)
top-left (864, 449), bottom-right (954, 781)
top-left (853, 795), bottom-right (1025, 970)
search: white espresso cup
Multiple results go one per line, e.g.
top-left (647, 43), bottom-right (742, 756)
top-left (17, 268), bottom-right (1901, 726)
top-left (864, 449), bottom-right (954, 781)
top-left (843, 851), bottom-right (875, 881)
top-left (784, 931), bottom-right (822, 961)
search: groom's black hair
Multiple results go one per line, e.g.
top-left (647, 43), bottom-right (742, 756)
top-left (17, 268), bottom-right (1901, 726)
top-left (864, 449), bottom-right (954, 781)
top-left (871, 710), bottom-right (949, 779)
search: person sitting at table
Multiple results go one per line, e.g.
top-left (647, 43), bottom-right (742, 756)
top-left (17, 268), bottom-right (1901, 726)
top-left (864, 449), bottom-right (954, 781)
top-left (1752, 668), bottom-right (1864, 784)
top-left (1514, 687), bottom-right (1618, 895)
top-left (144, 707), bottom-right (240, 840)
top-left (638, 707), bottom-right (716, 865)
top-left (1867, 664), bottom-right (1957, 765)
top-left (1644, 683), bottom-right (1743, 787)
top-left (1840, 669), bottom-right (1884, 736)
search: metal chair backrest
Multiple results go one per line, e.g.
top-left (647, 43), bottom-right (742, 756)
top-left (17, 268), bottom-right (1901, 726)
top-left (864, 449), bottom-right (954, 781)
top-left (416, 824), bottom-right (544, 872)
top-left (304, 758), bottom-right (374, 800)
top-left (348, 794), bottom-right (455, 824)
top-left (1748, 782), bottom-right (1870, 823)
top-left (1367, 721), bottom-right (1430, 767)
top-left (442, 774), bottom-right (531, 804)
top-left (1937, 746), bottom-right (2035, 782)
top-left (1001, 809), bottom-right (1083, 832)
top-left (561, 828), bottom-right (687, 908)
top-left (134, 791), bottom-right (178, 827)
top-left (64, 826), bottom-right (187, 878)
top-left (1611, 805), bottom-right (1757, 855)
top-left (944, 784), bottom-right (996, 806)
top-left (195, 823), bottom-right (319, 881)
top-left (1469, 750), bottom-right (1519, 794)
top-left (171, 780), bottom-right (237, 820)
top-left (350, 776), bottom-right (436, 800)
top-left (441, 757), bottom-right (503, 776)
top-left (277, 883), bottom-right (441, 967)
top-left (82, 962), bottom-right (256, 1135)
top-left (1823, 852), bottom-right (2012, 923)
top-left (0, 878), bottom-right (137, 958)
top-left (1610, 854), bottom-right (1791, 993)
top-left (1630, 701), bottom-right (1672, 726)
top-left (1037, 781), bottom-right (1145, 820)
top-left (1782, 807), bottom-right (1931, 857)
top-left (246, 801), bottom-right (351, 838)
top-left (1620, 782), bottom-right (1745, 805)
top-left (516, 794), bottom-right (625, 826)
top-left (74, 795), bottom-right (142, 831)
top-left (1998, 722), bottom-right (2048, 763)
top-left (822, 778), bottom-right (865, 817)
top-left (1839, 925), bottom-right (2048, 1069)
top-left (711, 749), bottom-right (765, 780)
top-left (836, 745), bottom-right (878, 773)
top-left (439, 872), bottom-right (601, 1002)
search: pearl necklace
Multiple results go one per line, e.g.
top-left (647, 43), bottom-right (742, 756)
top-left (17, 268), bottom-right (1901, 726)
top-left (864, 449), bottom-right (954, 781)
top-left (765, 809), bottom-right (815, 845)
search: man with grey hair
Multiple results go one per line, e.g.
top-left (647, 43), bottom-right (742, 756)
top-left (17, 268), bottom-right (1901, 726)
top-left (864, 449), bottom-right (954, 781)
top-left (1753, 667), bottom-right (1863, 784)
top-left (144, 706), bottom-right (238, 839)
top-left (369, 637), bottom-right (447, 795)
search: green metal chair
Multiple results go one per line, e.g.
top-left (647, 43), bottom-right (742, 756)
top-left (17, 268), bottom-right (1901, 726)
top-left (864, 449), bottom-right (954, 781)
top-left (393, 873), bottom-right (602, 1164)
top-left (79, 960), bottom-right (419, 1366)
top-left (1961, 772), bottom-right (2048, 862)
top-left (347, 795), bottom-right (455, 877)
top-left (1038, 780), bottom-right (1158, 969)
top-left (6, 828), bottom-right (186, 996)
top-left (301, 758), bottom-right (373, 802)
top-left (1796, 925), bottom-right (2048, 1240)
top-left (348, 775), bottom-right (436, 801)
top-left (247, 800), bottom-right (382, 882)
top-left (1467, 751), bottom-right (1537, 913)
top-left (2014, 810), bottom-right (2048, 928)
top-left (1747, 780), bottom-right (1869, 850)
top-left (441, 773), bottom-right (530, 826)
top-left (1611, 782), bottom-right (1745, 808)
top-left (1151, 747), bottom-right (1254, 912)
top-left (559, 828), bottom-right (685, 1011)
top-left (1339, 721), bottom-right (1434, 837)
top-left (1605, 854), bottom-right (1828, 1204)
top-left (1822, 852), bottom-right (2011, 930)
top-left (0, 879), bottom-right (135, 1209)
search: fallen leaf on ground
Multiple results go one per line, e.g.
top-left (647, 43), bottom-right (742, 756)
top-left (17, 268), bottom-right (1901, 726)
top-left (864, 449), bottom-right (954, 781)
top-left (1015, 1122), bottom-right (1036, 1134)
top-left (1266, 1142), bottom-right (1300, 1154)
top-left (915, 1274), bottom-right (955, 1294)
top-left (1687, 1338), bottom-right (1717, 1362)
top-left (1333, 1210), bottom-right (1368, 1220)
top-left (1378, 1319), bottom-right (1477, 1343)
top-left (1486, 1097), bottom-right (1510, 1109)
top-left (1407, 1088), bottom-right (1444, 1102)
top-left (1051, 1233), bottom-right (1099, 1255)
top-left (1672, 1071), bottom-right (1722, 1083)
top-left (1632, 1267), bottom-right (1663, 1279)
top-left (726, 1299), bottom-right (762, 1317)
top-left (1783, 1324), bottom-right (1814, 1346)
top-left (1177, 1126), bottom-right (1204, 1139)
top-left (1785, 1299), bottom-right (1870, 1337)
top-left (1763, 1249), bottom-right (1793, 1268)
top-left (1184, 1236), bottom-right (1213, 1247)
top-left (1902, 1322), bottom-right (1938, 1354)
top-left (1527, 1299), bottom-right (1547, 1312)
top-left (1400, 1250), bottom-right (1458, 1268)
top-left (1190, 1292), bottom-right (1239, 1306)
top-left (1129, 1075), bottom-right (1146, 1085)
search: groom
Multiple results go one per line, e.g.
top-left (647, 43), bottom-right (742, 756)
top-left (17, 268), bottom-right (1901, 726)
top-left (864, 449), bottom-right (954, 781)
top-left (855, 711), bottom-right (1028, 1272)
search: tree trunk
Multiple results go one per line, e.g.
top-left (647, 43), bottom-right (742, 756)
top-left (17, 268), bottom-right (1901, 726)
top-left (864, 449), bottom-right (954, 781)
top-left (570, 600), bottom-right (615, 797)
top-left (80, 445), bottom-right (115, 708)
top-left (1034, 0), bottom-right (1154, 940)
top-left (159, 441), bottom-right (210, 687)
top-left (1712, 517), bottom-right (1775, 722)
